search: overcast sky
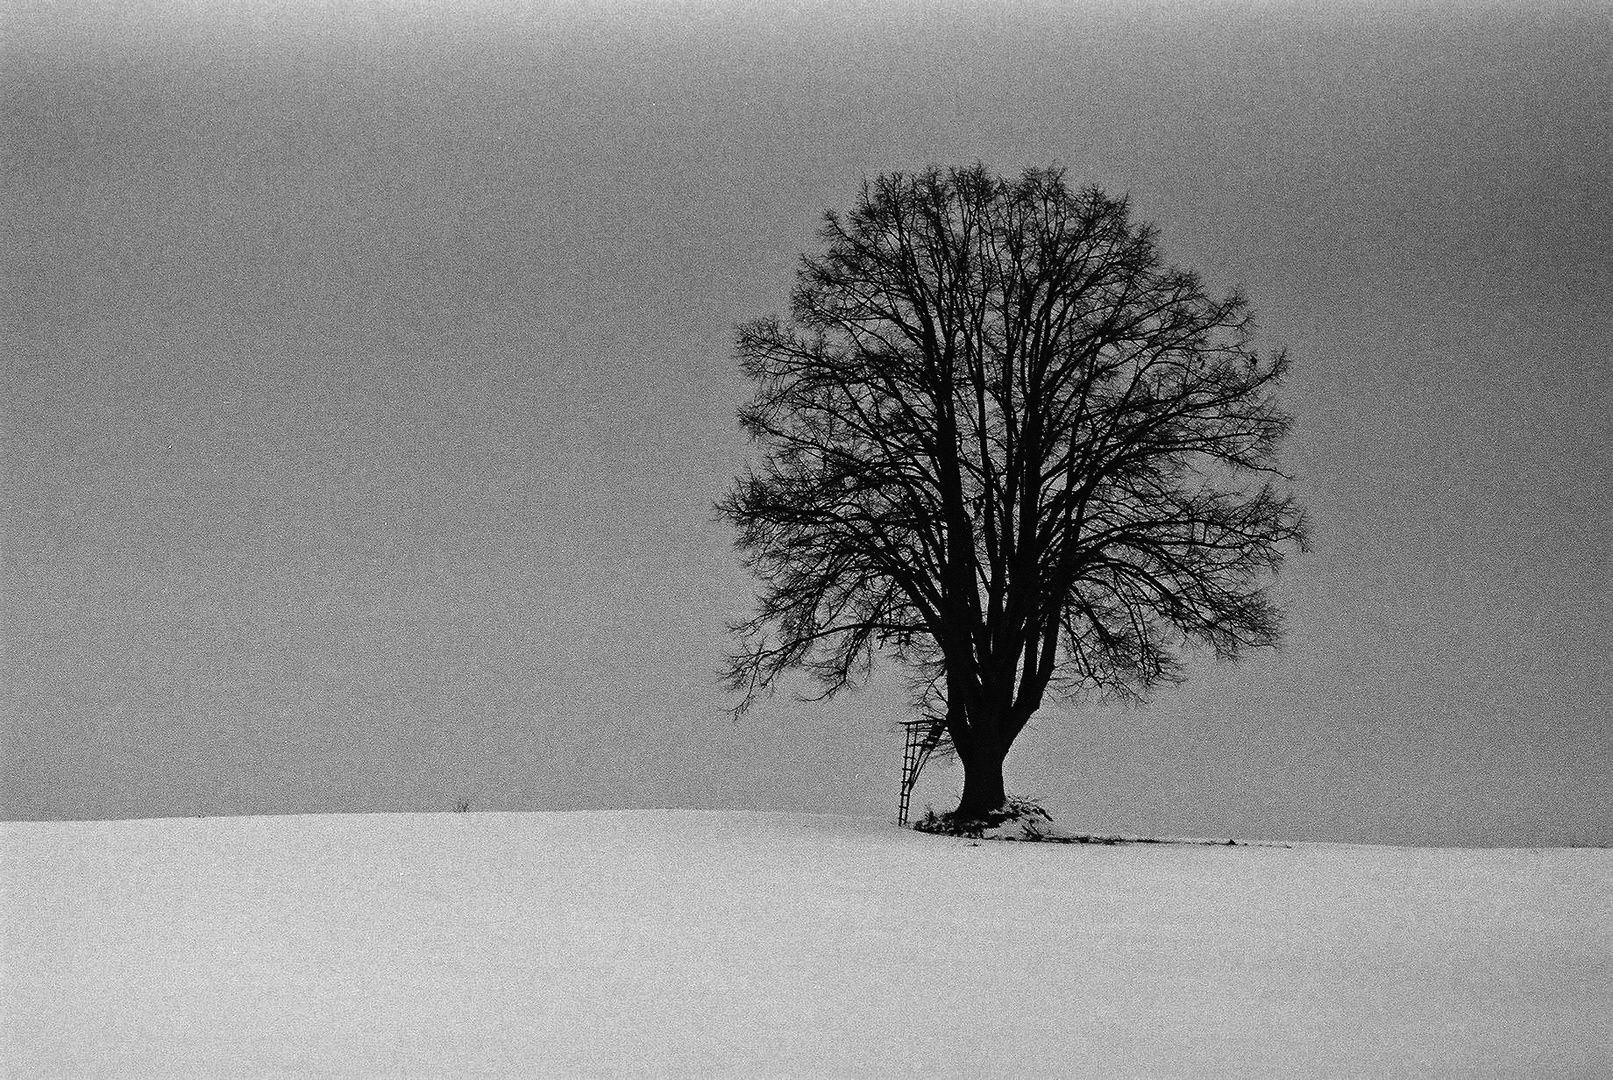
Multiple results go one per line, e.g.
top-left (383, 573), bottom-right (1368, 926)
top-left (3, 0), bottom-right (1607, 845)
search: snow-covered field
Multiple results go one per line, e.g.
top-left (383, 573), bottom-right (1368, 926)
top-left (3, 811), bottom-right (1608, 1078)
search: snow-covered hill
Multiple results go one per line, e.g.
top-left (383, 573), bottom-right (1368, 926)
top-left (3, 811), bottom-right (1608, 1077)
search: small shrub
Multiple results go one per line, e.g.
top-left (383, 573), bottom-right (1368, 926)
top-left (911, 797), bottom-right (1053, 840)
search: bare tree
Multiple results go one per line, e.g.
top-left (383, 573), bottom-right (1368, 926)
top-left (720, 164), bottom-right (1307, 826)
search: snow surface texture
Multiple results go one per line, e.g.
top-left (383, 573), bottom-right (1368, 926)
top-left (3, 811), bottom-right (1609, 1078)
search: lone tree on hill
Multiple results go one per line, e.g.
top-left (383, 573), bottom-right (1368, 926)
top-left (720, 164), bottom-right (1307, 827)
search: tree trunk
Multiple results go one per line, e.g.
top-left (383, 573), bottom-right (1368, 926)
top-left (943, 665), bottom-right (1019, 823)
top-left (953, 743), bottom-right (1009, 822)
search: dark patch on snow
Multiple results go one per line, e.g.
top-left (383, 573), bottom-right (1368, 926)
top-left (909, 799), bottom-right (1278, 846)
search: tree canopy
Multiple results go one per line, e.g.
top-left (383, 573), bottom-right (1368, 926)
top-left (721, 164), bottom-right (1307, 824)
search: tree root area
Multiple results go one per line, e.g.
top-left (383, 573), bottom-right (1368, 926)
top-left (910, 799), bottom-right (1283, 846)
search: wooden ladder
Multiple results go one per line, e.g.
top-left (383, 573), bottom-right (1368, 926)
top-left (898, 717), bottom-right (947, 826)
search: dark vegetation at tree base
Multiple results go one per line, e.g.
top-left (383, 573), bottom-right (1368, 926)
top-left (910, 798), bottom-right (1246, 845)
top-left (911, 797), bottom-right (1059, 838)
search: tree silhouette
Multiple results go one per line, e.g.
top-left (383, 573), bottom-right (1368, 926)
top-left (721, 164), bottom-right (1307, 826)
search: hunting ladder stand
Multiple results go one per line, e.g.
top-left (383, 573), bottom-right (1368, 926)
top-left (898, 716), bottom-right (948, 826)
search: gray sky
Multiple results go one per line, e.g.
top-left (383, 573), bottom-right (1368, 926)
top-left (3, 0), bottom-right (1608, 845)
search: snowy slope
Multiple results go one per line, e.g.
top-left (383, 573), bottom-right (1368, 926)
top-left (3, 811), bottom-right (1608, 1078)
